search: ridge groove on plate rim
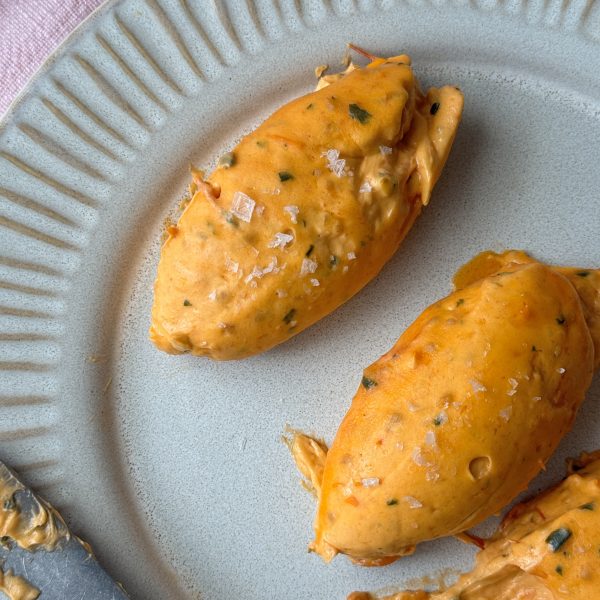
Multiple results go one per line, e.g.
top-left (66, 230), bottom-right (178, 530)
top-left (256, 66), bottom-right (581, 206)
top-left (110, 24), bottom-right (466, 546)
top-left (49, 80), bottom-right (134, 148)
top-left (0, 217), bottom-right (79, 251)
top-left (73, 54), bottom-right (152, 130)
top-left (212, 0), bottom-right (245, 53)
top-left (0, 395), bottom-right (53, 407)
top-left (95, 33), bottom-right (172, 113)
top-left (0, 426), bottom-right (54, 442)
top-left (114, 12), bottom-right (187, 94)
top-left (0, 151), bottom-right (98, 208)
top-left (178, 0), bottom-right (229, 67)
top-left (17, 123), bottom-right (108, 181)
top-left (0, 186), bottom-right (79, 227)
top-left (144, 0), bottom-right (207, 80)
top-left (0, 256), bottom-right (65, 277)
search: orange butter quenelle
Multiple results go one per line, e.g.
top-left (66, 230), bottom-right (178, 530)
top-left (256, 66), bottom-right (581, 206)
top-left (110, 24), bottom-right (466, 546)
top-left (291, 250), bottom-right (600, 565)
top-left (150, 50), bottom-right (463, 359)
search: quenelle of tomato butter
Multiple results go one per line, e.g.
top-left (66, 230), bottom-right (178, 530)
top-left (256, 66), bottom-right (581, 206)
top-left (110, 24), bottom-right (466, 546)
top-left (150, 53), bottom-right (464, 359)
top-left (291, 250), bottom-right (600, 565)
top-left (349, 451), bottom-right (600, 600)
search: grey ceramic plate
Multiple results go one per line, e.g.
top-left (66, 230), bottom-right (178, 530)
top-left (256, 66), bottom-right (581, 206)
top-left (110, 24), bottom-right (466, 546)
top-left (1, 0), bottom-right (600, 598)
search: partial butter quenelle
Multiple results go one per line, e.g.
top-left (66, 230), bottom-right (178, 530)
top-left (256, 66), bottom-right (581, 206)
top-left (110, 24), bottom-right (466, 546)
top-left (290, 250), bottom-right (600, 565)
top-left (349, 451), bottom-right (600, 600)
top-left (150, 53), bottom-right (464, 359)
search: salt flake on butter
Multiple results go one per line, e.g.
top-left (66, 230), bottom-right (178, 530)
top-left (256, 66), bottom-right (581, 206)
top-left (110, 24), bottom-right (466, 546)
top-left (268, 232), bottom-right (294, 249)
top-left (300, 258), bottom-right (318, 275)
top-left (231, 191), bottom-right (255, 223)
top-left (284, 205), bottom-right (299, 224)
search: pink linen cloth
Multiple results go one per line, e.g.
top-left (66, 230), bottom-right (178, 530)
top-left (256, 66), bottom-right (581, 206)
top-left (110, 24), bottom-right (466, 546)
top-left (0, 0), bottom-right (106, 117)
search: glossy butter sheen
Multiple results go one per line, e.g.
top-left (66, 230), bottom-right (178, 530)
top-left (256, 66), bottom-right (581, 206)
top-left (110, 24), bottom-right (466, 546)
top-left (150, 57), bottom-right (463, 359)
top-left (307, 251), bottom-right (599, 563)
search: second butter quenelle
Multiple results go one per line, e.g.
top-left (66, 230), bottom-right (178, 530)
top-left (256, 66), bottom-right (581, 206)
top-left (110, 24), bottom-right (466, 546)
top-left (290, 250), bottom-right (600, 565)
top-left (150, 51), bottom-right (463, 359)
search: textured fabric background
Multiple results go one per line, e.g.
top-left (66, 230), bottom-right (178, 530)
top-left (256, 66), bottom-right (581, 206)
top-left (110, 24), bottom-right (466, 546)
top-left (0, 0), bottom-right (106, 117)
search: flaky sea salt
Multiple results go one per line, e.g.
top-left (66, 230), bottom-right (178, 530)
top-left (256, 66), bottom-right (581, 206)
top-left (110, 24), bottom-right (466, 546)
top-left (403, 495), bottom-right (423, 509)
top-left (225, 256), bottom-right (239, 273)
top-left (347, 252), bottom-right (356, 260)
top-left (208, 290), bottom-right (217, 301)
top-left (310, 278), bottom-right (320, 287)
top-left (426, 470), bottom-right (440, 482)
top-left (470, 379), bottom-right (487, 393)
top-left (244, 257), bottom-right (279, 284)
top-left (322, 148), bottom-right (346, 177)
top-left (425, 431), bottom-right (437, 447)
top-left (412, 447), bottom-right (432, 467)
top-left (379, 145), bottom-right (393, 155)
top-left (361, 477), bottom-right (380, 488)
top-left (499, 406), bottom-right (513, 422)
top-left (268, 232), bottom-right (294, 249)
top-left (283, 205), bottom-right (299, 224)
top-left (231, 191), bottom-right (255, 222)
top-left (300, 258), bottom-right (318, 275)
top-left (359, 180), bottom-right (372, 193)
top-left (262, 256), bottom-right (279, 275)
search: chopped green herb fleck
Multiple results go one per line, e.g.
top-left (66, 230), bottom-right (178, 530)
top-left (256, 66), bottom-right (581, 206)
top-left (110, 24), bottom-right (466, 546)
top-left (556, 316), bottom-right (566, 325)
top-left (576, 271), bottom-right (590, 277)
top-left (580, 502), bottom-right (595, 511)
top-left (283, 308), bottom-right (296, 324)
top-left (362, 376), bottom-right (377, 390)
top-left (349, 103), bottom-right (372, 124)
top-left (430, 102), bottom-right (440, 115)
top-left (329, 255), bottom-right (338, 268)
top-left (546, 528), bottom-right (572, 552)
top-left (532, 345), bottom-right (538, 352)
top-left (433, 416), bottom-right (443, 426)
top-left (224, 211), bottom-right (239, 227)
top-left (3, 495), bottom-right (16, 511)
top-left (555, 565), bottom-right (563, 576)
top-left (386, 498), bottom-right (398, 506)
top-left (305, 244), bottom-right (315, 257)
top-left (183, 299), bottom-right (192, 307)
top-left (456, 298), bottom-right (464, 307)
top-left (279, 171), bottom-right (294, 182)
top-left (218, 152), bottom-right (235, 168)
top-left (306, 103), bottom-right (314, 110)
